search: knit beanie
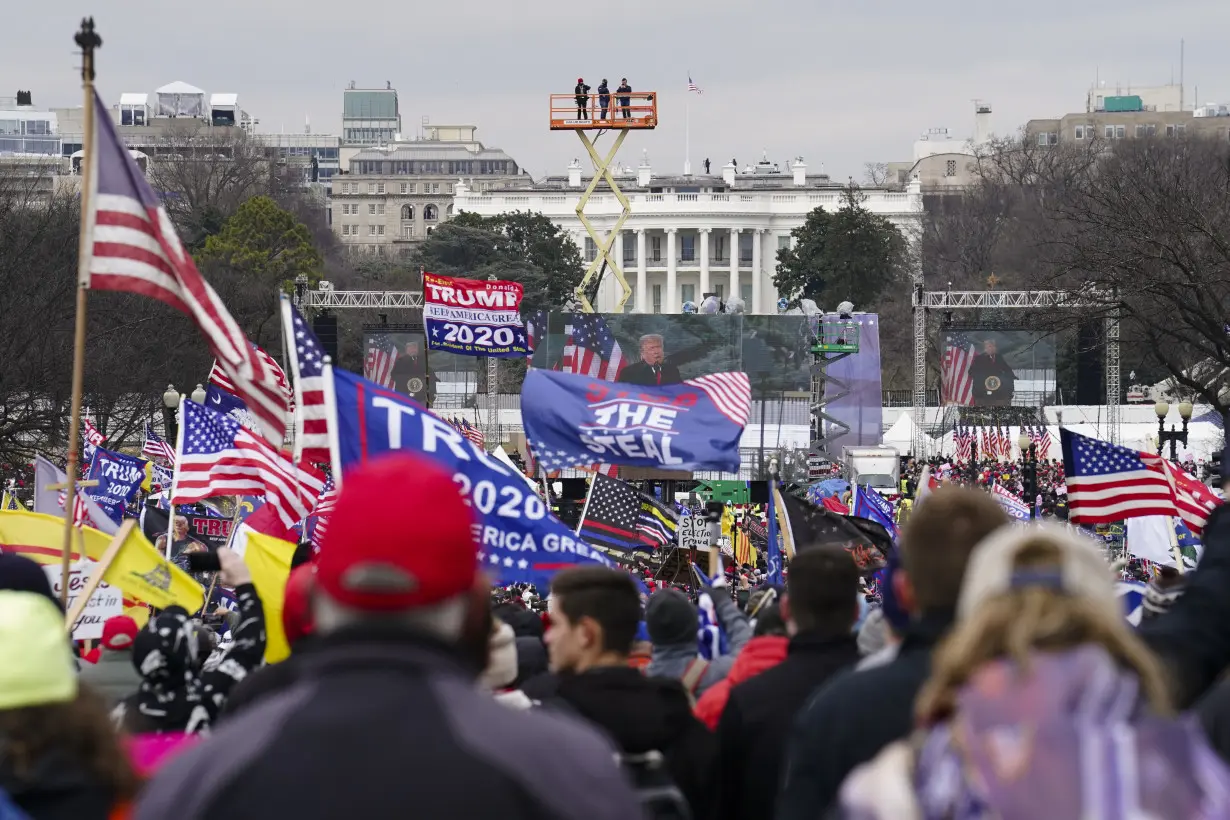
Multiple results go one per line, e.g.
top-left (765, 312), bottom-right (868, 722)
top-left (0, 591), bottom-right (78, 710)
top-left (644, 589), bottom-right (696, 646)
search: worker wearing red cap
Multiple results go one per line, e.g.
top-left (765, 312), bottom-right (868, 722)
top-left (136, 452), bottom-right (641, 820)
top-left (575, 77), bottom-right (591, 120)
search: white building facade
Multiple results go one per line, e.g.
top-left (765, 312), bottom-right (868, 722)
top-left (454, 156), bottom-right (923, 314)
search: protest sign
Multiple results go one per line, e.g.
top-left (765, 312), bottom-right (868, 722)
top-left (423, 273), bottom-right (530, 358)
top-left (85, 447), bottom-right (149, 524)
top-left (43, 559), bottom-right (123, 640)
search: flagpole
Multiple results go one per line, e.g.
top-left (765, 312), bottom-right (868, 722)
top-left (320, 357), bottom-right (344, 491)
top-left (684, 92), bottom-right (691, 176)
top-left (166, 393), bottom-right (186, 559)
top-left (60, 19), bottom-right (103, 607)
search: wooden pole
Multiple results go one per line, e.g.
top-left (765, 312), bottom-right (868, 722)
top-left (64, 519), bottom-right (131, 634)
top-left (60, 19), bottom-right (103, 609)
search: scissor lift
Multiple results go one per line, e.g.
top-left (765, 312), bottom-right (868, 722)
top-left (549, 91), bottom-right (659, 312)
top-left (809, 317), bottom-right (861, 456)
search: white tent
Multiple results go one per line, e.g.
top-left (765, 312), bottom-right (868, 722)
top-left (883, 413), bottom-right (928, 454)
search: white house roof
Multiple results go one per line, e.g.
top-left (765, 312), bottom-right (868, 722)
top-left (119, 93), bottom-right (148, 106)
top-left (155, 81), bottom-right (205, 96)
top-left (210, 93), bottom-right (238, 107)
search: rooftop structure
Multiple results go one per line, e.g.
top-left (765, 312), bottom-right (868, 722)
top-left (342, 83), bottom-right (401, 146)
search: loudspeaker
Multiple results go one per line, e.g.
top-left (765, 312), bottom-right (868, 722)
top-left (313, 311), bottom-right (338, 363)
top-left (1075, 320), bottom-right (1104, 405)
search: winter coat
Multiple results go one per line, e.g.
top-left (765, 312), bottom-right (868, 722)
top-left (527, 666), bottom-right (718, 820)
top-left (77, 649), bottom-right (141, 706)
top-left (513, 636), bottom-right (548, 686)
top-left (647, 589), bottom-right (752, 697)
top-left (715, 632), bottom-right (859, 820)
top-left (113, 584), bottom-right (265, 736)
top-left (0, 747), bottom-right (127, 820)
top-left (840, 645), bottom-right (1230, 819)
top-left (775, 610), bottom-right (953, 820)
top-left (134, 629), bottom-right (641, 820)
top-left (1139, 505), bottom-right (1230, 708)
top-left (694, 635), bottom-right (789, 730)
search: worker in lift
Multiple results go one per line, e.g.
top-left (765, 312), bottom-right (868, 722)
top-left (616, 78), bottom-right (632, 119)
top-left (597, 79), bottom-right (610, 120)
top-left (574, 78), bottom-right (591, 119)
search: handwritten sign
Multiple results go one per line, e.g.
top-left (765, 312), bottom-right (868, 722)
top-left (43, 560), bottom-right (123, 640)
top-left (679, 516), bottom-right (710, 551)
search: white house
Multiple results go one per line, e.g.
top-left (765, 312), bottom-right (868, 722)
top-left (453, 153), bottom-right (924, 314)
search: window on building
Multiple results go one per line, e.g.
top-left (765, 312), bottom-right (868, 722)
top-left (400, 183), bottom-right (408, 194)
top-left (369, 225), bottom-right (378, 236)
top-left (680, 234), bottom-right (695, 262)
top-left (369, 204), bottom-right (377, 215)
top-left (376, 183), bottom-right (386, 194)
top-left (341, 225), bottom-right (349, 236)
top-left (1074, 125), bottom-right (1085, 140)
top-left (424, 204), bottom-right (438, 221)
top-left (681, 284), bottom-right (696, 306)
top-left (585, 237), bottom-right (597, 262)
top-left (401, 204), bottom-right (414, 220)
top-left (739, 233), bottom-right (753, 263)
top-left (402, 225), bottom-right (415, 238)
top-left (778, 235), bottom-right (790, 250)
top-left (377, 204), bottom-right (385, 216)
top-left (377, 225), bottom-right (385, 236)
top-left (714, 283), bottom-right (725, 301)
top-left (623, 236), bottom-right (636, 265)
top-left (651, 236), bottom-right (662, 262)
top-left (408, 183), bottom-right (417, 193)
top-left (1115, 125), bottom-right (1125, 139)
top-left (447, 183), bottom-right (454, 193)
top-left (945, 160), bottom-right (957, 177)
top-left (740, 284), bottom-right (752, 306)
top-left (714, 235), bottom-right (726, 262)
top-left (446, 204), bottom-right (454, 217)
top-left (1105, 125), bottom-right (1116, 139)
top-left (652, 284), bottom-right (663, 314)
top-left (431, 183), bottom-right (441, 194)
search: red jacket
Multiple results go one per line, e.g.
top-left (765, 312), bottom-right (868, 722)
top-left (693, 635), bottom-right (789, 730)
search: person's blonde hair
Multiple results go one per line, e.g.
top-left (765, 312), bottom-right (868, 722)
top-left (915, 537), bottom-right (1173, 725)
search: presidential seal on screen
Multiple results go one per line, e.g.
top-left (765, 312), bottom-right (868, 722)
top-left (407, 377), bottom-right (425, 394)
top-left (984, 375), bottom-right (1002, 393)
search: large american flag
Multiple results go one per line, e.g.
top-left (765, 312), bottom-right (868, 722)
top-left (364, 333), bottom-right (399, 388)
top-left (1060, 427), bottom-right (1217, 529)
top-left (941, 332), bottom-right (976, 406)
top-left (142, 421), bottom-right (176, 465)
top-left (83, 89), bottom-right (288, 445)
top-left (282, 298), bottom-right (330, 464)
top-left (172, 399), bottom-right (326, 530)
top-left (561, 315), bottom-right (625, 380)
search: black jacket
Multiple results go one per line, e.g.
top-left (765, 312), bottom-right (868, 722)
top-left (716, 632), bottom-right (859, 820)
top-left (1198, 675), bottom-right (1230, 763)
top-left (617, 360), bottom-right (682, 387)
top-left (525, 666), bottom-right (717, 819)
top-left (775, 611), bottom-right (953, 820)
top-left (135, 631), bottom-right (641, 820)
top-left (1, 748), bottom-right (121, 820)
top-left (1139, 504), bottom-right (1230, 708)
top-left (218, 635), bottom-right (321, 720)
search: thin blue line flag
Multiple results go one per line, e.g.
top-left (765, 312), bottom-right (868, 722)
top-left (330, 367), bottom-right (622, 588)
top-left (521, 369), bottom-right (751, 473)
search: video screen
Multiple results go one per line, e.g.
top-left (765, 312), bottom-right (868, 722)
top-left (528, 313), bottom-right (817, 395)
top-left (940, 330), bottom-right (1057, 408)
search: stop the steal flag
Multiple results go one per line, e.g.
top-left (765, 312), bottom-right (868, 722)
top-left (520, 370), bottom-right (751, 473)
top-left (328, 366), bottom-right (620, 588)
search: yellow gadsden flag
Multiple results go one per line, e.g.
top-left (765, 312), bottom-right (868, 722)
top-left (234, 529), bottom-right (297, 664)
top-left (0, 511), bottom-right (204, 612)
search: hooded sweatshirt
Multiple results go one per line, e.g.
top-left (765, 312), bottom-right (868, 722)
top-left (544, 666), bottom-right (718, 819)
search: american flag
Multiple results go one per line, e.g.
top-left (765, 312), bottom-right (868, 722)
top-left (308, 474), bottom-right (338, 552)
top-left (561, 315), bottom-right (625, 380)
top-left (941, 332), bottom-right (976, 406)
top-left (1039, 425), bottom-right (1053, 457)
top-left (364, 333), bottom-right (399, 388)
top-left (525, 309), bottom-right (548, 363)
top-left (687, 74), bottom-right (703, 95)
top-left (1061, 428), bottom-right (1202, 528)
top-left (577, 473), bottom-right (651, 551)
top-left (998, 425), bottom-right (1012, 459)
top-left (981, 427), bottom-right (993, 460)
top-left (57, 488), bottom-right (92, 527)
top-left (1159, 457), bottom-right (1223, 535)
top-left (685, 372), bottom-right (752, 427)
top-left (208, 344), bottom-right (292, 412)
top-left (636, 493), bottom-right (679, 548)
top-left (83, 90), bottom-right (288, 445)
top-left (461, 419), bottom-right (486, 448)
top-left (172, 399), bottom-right (326, 530)
top-left (281, 299), bottom-right (330, 464)
top-left (142, 421), bottom-right (176, 465)
top-left (955, 426), bottom-right (973, 462)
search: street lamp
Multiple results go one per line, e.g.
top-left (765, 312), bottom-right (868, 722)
top-left (1154, 400), bottom-right (1193, 461)
top-left (1018, 432), bottom-right (1038, 519)
top-left (161, 384), bottom-right (180, 443)
top-left (191, 383), bottom-right (207, 405)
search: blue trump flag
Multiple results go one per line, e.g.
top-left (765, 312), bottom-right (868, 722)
top-left (852, 484), bottom-right (900, 539)
top-left (86, 447), bottom-right (149, 523)
top-left (520, 369), bottom-right (751, 473)
top-left (329, 367), bottom-right (621, 587)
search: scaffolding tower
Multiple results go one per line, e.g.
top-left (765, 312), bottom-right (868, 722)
top-left (549, 90), bottom-right (658, 312)
top-left (809, 316), bottom-right (861, 456)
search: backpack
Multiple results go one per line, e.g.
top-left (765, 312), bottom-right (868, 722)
top-left (618, 750), bottom-right (692, 820)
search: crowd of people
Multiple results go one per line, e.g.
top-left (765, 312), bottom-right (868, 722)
top-left (4, 448), bottom-right (1230, 818)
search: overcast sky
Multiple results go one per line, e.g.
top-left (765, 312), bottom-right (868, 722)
top-left (8, 1), bottom-right (1229, 181)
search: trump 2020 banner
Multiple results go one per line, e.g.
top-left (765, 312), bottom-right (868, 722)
top-left (520, 370), bottom-right (751, 473)
top-left (329, 367), bottom-right (619, 588)
top-left (423, 273), bottom-right (530, 358)
top-left (86, 447), bottom-right (149, 524)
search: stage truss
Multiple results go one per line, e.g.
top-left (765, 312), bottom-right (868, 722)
top-left (910, 288), bottom-right (1120, 457)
